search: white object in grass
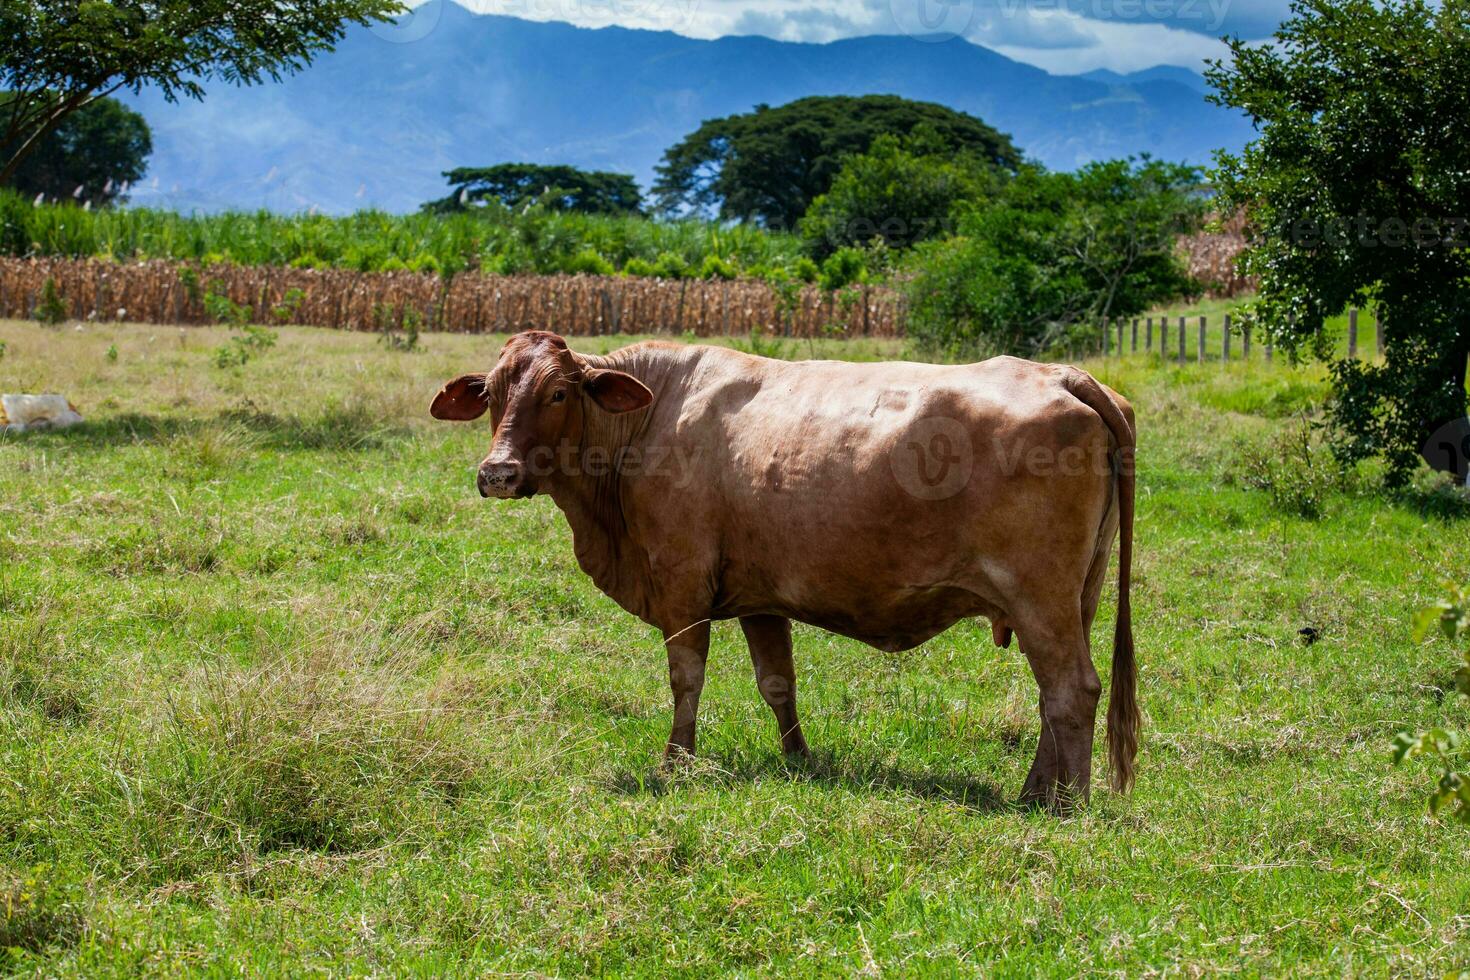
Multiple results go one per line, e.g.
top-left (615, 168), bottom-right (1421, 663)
top-left (0, 394), bottom-right (83, 432)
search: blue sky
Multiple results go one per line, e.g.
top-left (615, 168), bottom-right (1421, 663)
top-left (415, 0), bottom-right (1291, 73)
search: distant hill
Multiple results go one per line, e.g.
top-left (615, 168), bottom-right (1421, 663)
top-left (121, 4), bottom-right (1251, 214)
top-left (1079, 66), bottom-right (1211, 93)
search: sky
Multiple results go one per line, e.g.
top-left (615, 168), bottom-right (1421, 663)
top-left (397, 0), bottom-right (1293, 74)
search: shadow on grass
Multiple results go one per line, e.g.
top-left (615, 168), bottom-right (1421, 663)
top-left (1393, 478), bottom-right (1470, 521)
top-left (4, 406), bottom-right (409, 452)
top-left (605, 748), bottom-right (1013, 814)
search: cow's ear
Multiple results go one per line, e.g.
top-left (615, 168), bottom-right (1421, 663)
top-left (585, 369), bottom-right (653, 414)
top-left (430, 373), bottom-right (490, 420)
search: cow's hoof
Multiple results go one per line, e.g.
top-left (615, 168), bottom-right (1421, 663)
top-left (781, 740), bottom-right (812, 760)
top-left (1016, 783), bottom-right (1087, 814)
top-left (661, 746), bottom-right (696, 770)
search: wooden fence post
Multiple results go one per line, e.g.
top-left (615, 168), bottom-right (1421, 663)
top-left (1223, 313), bottom-right (1232, 361)
top-left (1198, 315), bottom-right (1206, 364)
top-left (1242, 319), bottom-right (1251, 360)
top-left (1159, 316), bottom-right (1167, 358)
top-left (1118, 317), bottom-right (1125, 354)
top-left (1375, 310), bottom-right (1384, 360)
top-left (1131, 318), bottom-right (1139, 353)
top-left (1348, 307), bottom-right (1358, 358)
top-left (1146, 316), bottom-right (1154, 352)
top-left (1103, 317), bottom-right (1110, 355)
top-left (1178, 315), bottom-right (1187, 366)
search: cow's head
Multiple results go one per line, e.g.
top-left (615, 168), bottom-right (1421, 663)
top-left (430, 331), bottom-right (653, 499)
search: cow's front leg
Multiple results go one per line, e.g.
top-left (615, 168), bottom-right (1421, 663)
top-left (739, 615), bottom-right (810, 757)
top-left (663, 619), bottom-right (710, 763)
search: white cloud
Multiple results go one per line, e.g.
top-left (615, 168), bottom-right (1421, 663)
top-left (984, 11), bottom-right (1232, 72)
top-left (429, 0), bottom-right (1258, 73)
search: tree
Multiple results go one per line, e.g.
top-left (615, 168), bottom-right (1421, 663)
top-left (653, 95), bottom-right (1020, 229)
top-left (905, 159), bottom-right (1203, 357)
top-left (1208, 0), bottom-right (1470, 486)
top-left (0, 0), bottom-right (403, 188)
top-left (4, 94), bottom-right (150, 206)
top-left (798, 130), bottom-right (997, 259)
top-left (427, 164), bottom-right (643, 215)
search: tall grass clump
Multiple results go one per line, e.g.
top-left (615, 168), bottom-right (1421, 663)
top-left (127, 630), bottom-right (484, 874)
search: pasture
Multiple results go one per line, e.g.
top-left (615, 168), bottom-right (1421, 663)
top-left (1, 317), bottom-right (1466, 975)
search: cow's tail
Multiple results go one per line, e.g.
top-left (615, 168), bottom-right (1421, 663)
top-left (1063, 370), bottom-right (1139, 794)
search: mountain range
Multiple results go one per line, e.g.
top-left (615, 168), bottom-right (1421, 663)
top-left (121, 3), bottom-right (1253, 215)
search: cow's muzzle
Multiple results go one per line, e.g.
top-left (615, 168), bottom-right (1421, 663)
top-left (477, 460), bottom-right (530, 499)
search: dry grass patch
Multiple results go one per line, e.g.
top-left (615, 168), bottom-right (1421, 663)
top-left (119, 626), bottom-right (489, 877)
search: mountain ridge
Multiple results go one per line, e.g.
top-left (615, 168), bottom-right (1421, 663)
top-left (121, 7), bottom-right (1251, 214)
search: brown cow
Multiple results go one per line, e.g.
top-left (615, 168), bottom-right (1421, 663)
top-left (431, 331), bottom-right (1138, 807)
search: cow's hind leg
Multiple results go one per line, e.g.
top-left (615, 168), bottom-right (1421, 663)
top-left (663, 619), bottom-right (711, 763)
top-left (740, 615), bottom-right (810, 757)
top-left (1015, 614), bottom-right (1101, 810)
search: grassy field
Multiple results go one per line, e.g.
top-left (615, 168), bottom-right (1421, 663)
top-left (1, 316), bottom-right (1467, 975)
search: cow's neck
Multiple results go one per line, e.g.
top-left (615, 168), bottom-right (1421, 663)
top-left (546, 343), bottom-right (697, 625)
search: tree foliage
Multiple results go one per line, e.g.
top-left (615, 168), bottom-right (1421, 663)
top-left (653, 95), bottom-right (1020, 229)
top-left (427, 164), bottom-right (643, 215)
top-left (798, 130), bottom-right (997, 259)
top-left (1208, 0), bottom-right (1470, 486)
top-left (0, 0), bottom-right (403, 186)
top-left (3, 94), bottom-right (150, 207)
top-left (904, 159), bottom-right (1204, 357)
top-left (1393, 582), bottom-right (1470, 823)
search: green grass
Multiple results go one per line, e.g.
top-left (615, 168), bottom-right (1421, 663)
top-left (1, 318), bottom-right (1467, 975)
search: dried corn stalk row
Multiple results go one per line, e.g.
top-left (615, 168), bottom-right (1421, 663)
top-left (1177, 212), bottom-right (1254, 298)
top-left (0, 258), bottom-right (908, 338)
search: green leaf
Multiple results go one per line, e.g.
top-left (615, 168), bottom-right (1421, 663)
top-left (1412, 603), bottom-right (1449, 642)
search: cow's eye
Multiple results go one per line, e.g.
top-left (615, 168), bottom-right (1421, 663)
top-left (550, 389), bottom-right (566, 404)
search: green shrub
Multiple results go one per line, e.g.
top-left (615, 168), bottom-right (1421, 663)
top-left (271, 288), bottom-right (305, 324)
top-left (651, 251), bottom-right (689, 280)
top-left (799, 131), bottom-right (990, 258)
top-left (378, 305), bottom-right (422, 353)
top-left (203, 280), bottom-right (251, 327)
top-left (1231, 416), bottom-right (1348, 519)
top-left (407, 252), bottom-right (442, 275)
top-left (35, 277), bottom-right (67, 326)
top-left (904, 160), bottom-right (1202, 357)
top-left (621, 257), bottom-right (656, 277)
top-left (179, 266), bottom-right (202, 305)
top-left (819, 247), bottom-right (867, 290)
top-left (698, 254), bottom-right (737, 280)
top-left (213, 324), bottom-right (277, 369)
top-left (563, 248), bottom-right (615, 276)
top-left (792, 257), bottom-right (820, 284)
